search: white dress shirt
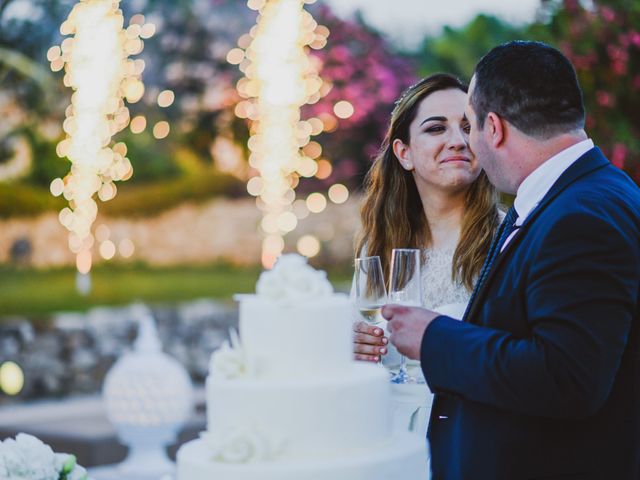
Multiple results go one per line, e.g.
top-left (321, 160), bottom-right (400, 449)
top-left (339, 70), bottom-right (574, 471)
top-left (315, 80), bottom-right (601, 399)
top-left (501, 138), bottom-right (594, 251)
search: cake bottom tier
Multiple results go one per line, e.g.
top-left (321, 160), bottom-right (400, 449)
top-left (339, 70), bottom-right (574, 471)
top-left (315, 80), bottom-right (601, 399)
top-left (176, 433), bottom-right (429, 480)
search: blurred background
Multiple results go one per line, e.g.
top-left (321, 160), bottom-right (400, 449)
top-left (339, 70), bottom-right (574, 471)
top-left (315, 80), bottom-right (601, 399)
top-left (0, 0), bottom-right (638, 469)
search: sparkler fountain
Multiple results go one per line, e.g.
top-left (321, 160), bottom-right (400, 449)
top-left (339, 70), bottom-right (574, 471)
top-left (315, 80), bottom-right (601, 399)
top-left (48, 0), bottom-right (151, 291)
top-left (233, 0), bottom-right (327, 268)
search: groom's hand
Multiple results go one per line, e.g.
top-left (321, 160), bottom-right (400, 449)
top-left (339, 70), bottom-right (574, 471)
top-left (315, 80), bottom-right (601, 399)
top-left (383, 304), bottom-right (440, 360)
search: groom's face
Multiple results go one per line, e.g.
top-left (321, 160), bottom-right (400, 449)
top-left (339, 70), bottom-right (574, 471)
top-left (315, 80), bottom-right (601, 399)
top-left (466, 78), bottom-right (509, 193)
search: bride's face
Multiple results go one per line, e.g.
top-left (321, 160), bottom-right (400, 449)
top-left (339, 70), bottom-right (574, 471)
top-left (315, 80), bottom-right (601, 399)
top-left (393, 89), bottom-right (480, 193)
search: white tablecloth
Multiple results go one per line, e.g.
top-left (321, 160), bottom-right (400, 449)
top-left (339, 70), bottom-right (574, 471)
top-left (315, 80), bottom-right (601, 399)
top-left (390, 381), bottom-right (433, 479)
top-left (391, 382), bottom-right (433, 435)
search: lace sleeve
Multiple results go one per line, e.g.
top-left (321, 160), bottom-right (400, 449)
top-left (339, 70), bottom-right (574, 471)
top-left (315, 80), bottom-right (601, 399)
top-left (421, 247), bottom-right (472, 312)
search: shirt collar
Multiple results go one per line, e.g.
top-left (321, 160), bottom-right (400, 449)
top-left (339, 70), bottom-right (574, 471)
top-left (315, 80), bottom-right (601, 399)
top-left (513, 138), bottom-right (594, 225)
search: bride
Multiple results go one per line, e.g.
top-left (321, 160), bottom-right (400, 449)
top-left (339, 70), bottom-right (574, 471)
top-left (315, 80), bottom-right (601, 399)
top-left (353, 73), bottom-right (502, 365)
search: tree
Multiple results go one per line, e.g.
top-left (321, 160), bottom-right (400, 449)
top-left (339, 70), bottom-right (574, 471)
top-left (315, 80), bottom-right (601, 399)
top-left (538, 0), bottom-right (640, 183)
top-left (300, 5), bottom-right (417, 191)
top-left (413, 14), bottom-right (528, 80)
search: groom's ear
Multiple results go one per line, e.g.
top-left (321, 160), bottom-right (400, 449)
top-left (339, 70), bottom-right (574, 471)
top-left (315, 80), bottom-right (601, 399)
top-left (485, 112), bottom-right (506, 148)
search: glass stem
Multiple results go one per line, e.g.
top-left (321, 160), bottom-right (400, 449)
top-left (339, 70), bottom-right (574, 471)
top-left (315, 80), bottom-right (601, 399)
top-left (399, 354), bottom-right (407, 376)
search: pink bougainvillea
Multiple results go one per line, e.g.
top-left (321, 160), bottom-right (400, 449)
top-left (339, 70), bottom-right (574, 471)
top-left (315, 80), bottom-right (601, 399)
top-left (549, 0), bottom-right (639, 183)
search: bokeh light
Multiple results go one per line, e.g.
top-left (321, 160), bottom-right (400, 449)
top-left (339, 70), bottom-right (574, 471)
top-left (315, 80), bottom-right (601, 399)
top-left (157, 89), bottom-right (175, 108)
top-left (303, 141), bottom-right (322, 159)
top-left (318, 112), bottom-right (338, 132)
top-left (130, 115), bottom-right (147, 133)
top-left (315, 159), bottom-right (332, 179)
top-left (226, 48), bottom-right (245, 65)
top-left (50, 178), bottom-right (64, 197)
top-left (140, 23), bottom-right (156, 39)
top-left (328, 183), bottom-right (349, 204)
top-left (306, 192), bottom-right (327, 213)
top-left (119, 238), bottom-right (135, 258)
top-left (76, 249), bottom-right (92, 274)
top-left (0, 361), bottom-right (24, 396)
top-left (153, 121), bottom-right (170, 139)
top-left (297, 234), bottom-right (321, 257)
top-left (333, 100), bottom-right (354, 119)
top-left (99, 240), bottom-right (116, 260)
top-left (247, 176), bottom-right (264, 196)
top-left (297, 156), bottom-right (318, 177)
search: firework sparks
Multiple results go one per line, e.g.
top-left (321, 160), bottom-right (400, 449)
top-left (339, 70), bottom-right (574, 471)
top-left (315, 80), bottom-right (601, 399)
top-left (49, 0), bottom-right (152, 273)
top-left (234, 0), bottom-right (327, 268)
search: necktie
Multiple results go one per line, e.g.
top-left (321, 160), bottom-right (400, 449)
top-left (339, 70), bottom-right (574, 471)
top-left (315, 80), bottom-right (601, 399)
top-left (462, 207), bottom-right (519, 321)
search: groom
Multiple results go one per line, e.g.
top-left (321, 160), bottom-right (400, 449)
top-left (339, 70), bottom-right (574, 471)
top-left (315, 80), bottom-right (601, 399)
top-left (385, 41), bottom-right (640, 479)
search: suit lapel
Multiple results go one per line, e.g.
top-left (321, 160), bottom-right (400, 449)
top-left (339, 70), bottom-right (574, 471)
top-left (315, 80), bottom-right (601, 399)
top-left (466, 147), bottom-right (610, 325)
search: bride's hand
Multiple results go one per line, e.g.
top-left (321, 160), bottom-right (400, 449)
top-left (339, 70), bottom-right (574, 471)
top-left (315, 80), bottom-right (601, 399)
top-left (352, 321), bottom-right (388, 362)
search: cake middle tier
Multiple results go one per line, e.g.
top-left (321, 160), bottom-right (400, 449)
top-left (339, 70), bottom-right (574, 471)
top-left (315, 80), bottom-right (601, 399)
top-left (206, 363), bottom-right (391, 460)
top-left (238, 294), bottom-right (353, 378)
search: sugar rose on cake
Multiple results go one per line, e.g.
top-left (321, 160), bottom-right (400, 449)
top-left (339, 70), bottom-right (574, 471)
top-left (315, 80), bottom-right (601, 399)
top-left (255, 254), bottom-right (333, 301)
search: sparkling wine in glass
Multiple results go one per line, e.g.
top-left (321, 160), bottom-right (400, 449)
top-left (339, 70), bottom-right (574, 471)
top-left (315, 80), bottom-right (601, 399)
top-left (354, 256), bottom-right (387, 326)
top-left (358, 305), bottom-right (383, 324)
top-left (389, 248), bottom-right (422, 384)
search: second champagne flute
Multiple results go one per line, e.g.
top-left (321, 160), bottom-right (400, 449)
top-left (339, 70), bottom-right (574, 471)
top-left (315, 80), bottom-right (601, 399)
top-left (354, 256), bottom-right (388, 326)
top-left (388, 248), bottom-right (422, 384)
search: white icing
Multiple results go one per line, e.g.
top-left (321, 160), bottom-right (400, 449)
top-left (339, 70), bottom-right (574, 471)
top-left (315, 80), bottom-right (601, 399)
top-left (206, 364), bottom-right (390, 460)
top-left (200, 427), bottom-right (284, 464)
top-left (177, 432), bottom-right (428, 480)
top-left (238, 294), bottom-right (352, 379)
top-left (256, 254), bottom-right (333, 302)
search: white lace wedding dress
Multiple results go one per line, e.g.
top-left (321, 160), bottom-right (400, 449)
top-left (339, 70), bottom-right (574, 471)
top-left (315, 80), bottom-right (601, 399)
top-left (421, 245), bottom-right (472, 312)
top-left (383, 245), bottom-right (472, 371)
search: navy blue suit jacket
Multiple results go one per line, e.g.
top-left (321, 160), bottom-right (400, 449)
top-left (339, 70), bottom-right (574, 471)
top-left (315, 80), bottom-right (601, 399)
top-left (421, 148), bottom-right (640, 479)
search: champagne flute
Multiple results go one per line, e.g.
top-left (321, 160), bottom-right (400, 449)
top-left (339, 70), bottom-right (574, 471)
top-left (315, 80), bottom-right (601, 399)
top-left (389, 248), bottom-right (422, 384)
top-left (354, 256), bottom-right (387, 326)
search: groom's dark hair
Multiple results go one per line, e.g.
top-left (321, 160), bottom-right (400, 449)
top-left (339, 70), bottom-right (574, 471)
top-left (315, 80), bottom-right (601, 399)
top-left (471, 41), bottom-right (585, 139)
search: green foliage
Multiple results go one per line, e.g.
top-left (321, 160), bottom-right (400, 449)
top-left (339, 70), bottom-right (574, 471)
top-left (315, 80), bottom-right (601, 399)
top-left (0, 170), bottom-right (243, 218)
top-left (101, 170), bottom-right (244, 217)
top-left (412, 3), bottom-right (640, 184)
top-left (414, 15), bottom-right (529, 80)
top-left (116, 130), bottom-right (182, 184)
top-left (0, 263), bottom-right (260, 316)
top-left (0, 183), bottom-right (64, 218)
top-left (538, 0), bottom-right (640, 182)
top-left (23, 129), bottom-right (68, 187)
top-left (0, 263), bottom-right (352, 316)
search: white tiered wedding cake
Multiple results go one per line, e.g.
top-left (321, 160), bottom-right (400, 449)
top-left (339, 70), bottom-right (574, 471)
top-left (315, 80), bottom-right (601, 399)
top-left (176, 254), bottom-right (428, 480)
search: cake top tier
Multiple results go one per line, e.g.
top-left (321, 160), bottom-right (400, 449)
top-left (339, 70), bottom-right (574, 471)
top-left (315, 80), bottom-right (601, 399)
top-left (255, 254), bottom-right (333, 303)
top-left (210, 254), bottom-right (352, 381)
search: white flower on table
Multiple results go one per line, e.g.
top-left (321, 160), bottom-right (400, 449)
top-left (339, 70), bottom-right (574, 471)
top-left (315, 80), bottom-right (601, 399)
top-left (201, 426), bottom-right (285, 463)
top-left (0, 433), bottom-right (59, 480)
top-left (0, 433), bottom-right (88, 480)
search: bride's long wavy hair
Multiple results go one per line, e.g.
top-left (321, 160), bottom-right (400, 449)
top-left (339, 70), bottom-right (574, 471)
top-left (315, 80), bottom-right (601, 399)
top-left (355, 73), bottom-right (500, 291)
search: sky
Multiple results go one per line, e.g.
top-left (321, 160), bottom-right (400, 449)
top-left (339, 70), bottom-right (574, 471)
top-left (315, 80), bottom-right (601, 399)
top-left (322, 0), bottom-right (541, 48)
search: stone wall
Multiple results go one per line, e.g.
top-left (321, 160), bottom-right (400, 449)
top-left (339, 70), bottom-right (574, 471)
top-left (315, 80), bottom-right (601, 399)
top-left (0, 300), bottom-right (237, 404)
top-left (0, 196), bottom-right (362, 267)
